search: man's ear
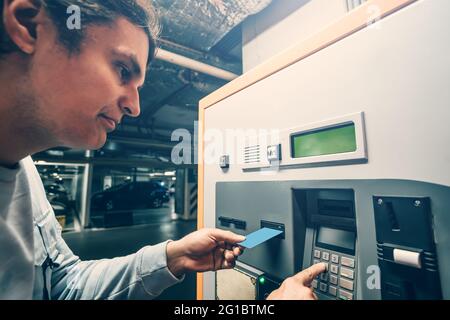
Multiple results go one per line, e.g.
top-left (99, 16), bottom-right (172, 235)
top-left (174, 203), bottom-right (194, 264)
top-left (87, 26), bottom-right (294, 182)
top-left (3, 0), bottom-right (42, 54)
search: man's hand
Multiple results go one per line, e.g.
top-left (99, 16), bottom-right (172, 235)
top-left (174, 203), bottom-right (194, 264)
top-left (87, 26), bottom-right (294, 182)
top-left (267, 263), bottom-right (327, 300)
top-left (166, 228), bottom-right (245, 277)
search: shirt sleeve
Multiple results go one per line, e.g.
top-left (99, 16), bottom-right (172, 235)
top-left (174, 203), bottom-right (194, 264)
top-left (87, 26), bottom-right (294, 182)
top-left (50, 227), bottom-right (185, 300)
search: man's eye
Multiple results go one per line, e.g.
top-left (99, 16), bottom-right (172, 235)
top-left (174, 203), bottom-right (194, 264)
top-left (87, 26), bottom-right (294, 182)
top-left (117, 63), bottom-right (131, 83)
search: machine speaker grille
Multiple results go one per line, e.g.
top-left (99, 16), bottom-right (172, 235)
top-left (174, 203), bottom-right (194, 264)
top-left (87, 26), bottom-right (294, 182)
top-left (244, 145), bottom-right (260, 164)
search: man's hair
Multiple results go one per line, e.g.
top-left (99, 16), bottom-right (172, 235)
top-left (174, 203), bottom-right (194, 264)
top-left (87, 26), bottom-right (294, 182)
top-left (0, 0), bottom-right (160, 62)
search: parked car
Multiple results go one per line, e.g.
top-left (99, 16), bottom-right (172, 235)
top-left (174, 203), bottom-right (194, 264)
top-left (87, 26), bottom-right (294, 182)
top-left (91, 181), bottom-right (169, 212)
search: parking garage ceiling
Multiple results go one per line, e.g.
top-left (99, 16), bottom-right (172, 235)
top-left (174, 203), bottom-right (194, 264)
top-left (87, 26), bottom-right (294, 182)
top-left (112, 0), bottom-right (273, 141)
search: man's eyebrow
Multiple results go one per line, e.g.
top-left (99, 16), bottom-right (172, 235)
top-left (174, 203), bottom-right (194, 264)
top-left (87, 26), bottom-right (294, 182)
top-left (112, 48), bottom-right (145, 84)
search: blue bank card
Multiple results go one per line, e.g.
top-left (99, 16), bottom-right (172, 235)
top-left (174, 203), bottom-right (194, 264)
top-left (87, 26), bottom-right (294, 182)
top-left (238, 227), bottom-right (283, 249)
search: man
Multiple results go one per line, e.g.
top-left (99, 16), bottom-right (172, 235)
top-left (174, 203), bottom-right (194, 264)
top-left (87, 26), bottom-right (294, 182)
top-left (0, 0), bottom-right (325, 300)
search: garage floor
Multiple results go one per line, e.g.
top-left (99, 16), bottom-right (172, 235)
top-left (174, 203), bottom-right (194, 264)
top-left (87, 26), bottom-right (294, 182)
top-left (63, 217), bottom-right (197, 300)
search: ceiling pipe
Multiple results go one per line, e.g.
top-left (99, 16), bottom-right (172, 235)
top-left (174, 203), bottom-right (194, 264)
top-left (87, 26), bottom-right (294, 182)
top-left (155, 48), bottom-right (239, 81)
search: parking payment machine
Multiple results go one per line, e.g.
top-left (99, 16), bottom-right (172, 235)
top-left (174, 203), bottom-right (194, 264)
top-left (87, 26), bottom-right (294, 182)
top-left (198, 0), bottom-right (450, 300)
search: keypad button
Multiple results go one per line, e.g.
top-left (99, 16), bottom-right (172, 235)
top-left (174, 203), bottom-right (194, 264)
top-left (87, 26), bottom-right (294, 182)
top-left (341, 257), bottom-right (355, 268)
top-left (322, 252), bottom-right (330, 261)
top-left (331, 254), bottom-right (339, 264)
top-left (338, 289), bottom-right (353, 300)
top-left (329, 286), bottom-right (337, 297)
top-left (340, 267), bottom-right (355, 280)
top-left (330, 264), bottom-right (339, 274)
top-left (329, 275), bottom-right (338, 285)
top-left (339, 278), bottom-right (354, 291)
top-left (313, 259), bottom-right (321, 265)
top-left (312, 279), bottom-right (318, 289)
top-left (320, 273), bottom-right (328, 281)
top-left (319, 283), bottom-right (327, 292)
top-left (314, 250), bottom-right (321, 259)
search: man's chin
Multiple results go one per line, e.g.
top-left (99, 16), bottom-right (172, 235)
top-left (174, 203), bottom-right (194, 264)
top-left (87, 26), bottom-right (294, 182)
top-left (64, 133), bottom-right (107, 151)
top-left (90, 135), bottom-right (108, 150)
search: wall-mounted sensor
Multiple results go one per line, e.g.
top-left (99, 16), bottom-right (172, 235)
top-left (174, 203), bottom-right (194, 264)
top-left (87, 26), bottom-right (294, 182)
top-left (219, 155), bottom-right (230, 169)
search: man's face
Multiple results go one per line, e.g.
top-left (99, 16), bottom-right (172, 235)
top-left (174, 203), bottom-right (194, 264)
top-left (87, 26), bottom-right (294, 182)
top-left (28, 16), bottom-right (149, 150)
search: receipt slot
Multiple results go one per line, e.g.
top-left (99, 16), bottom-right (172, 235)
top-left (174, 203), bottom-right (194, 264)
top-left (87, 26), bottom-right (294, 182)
top-left (373, 196), bottom-right (442, 299)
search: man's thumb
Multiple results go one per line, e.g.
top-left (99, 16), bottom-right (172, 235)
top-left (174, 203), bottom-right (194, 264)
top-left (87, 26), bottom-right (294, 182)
top-left (211, 229), bottom-right (246, 243)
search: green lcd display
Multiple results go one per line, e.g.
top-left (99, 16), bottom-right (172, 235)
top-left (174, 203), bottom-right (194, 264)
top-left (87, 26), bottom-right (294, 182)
top-left (291, 123), bottom-right (357, 158)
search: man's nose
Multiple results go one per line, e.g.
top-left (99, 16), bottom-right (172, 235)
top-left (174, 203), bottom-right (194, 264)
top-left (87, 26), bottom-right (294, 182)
top-left (119, 88), bottom-right (141, 118)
